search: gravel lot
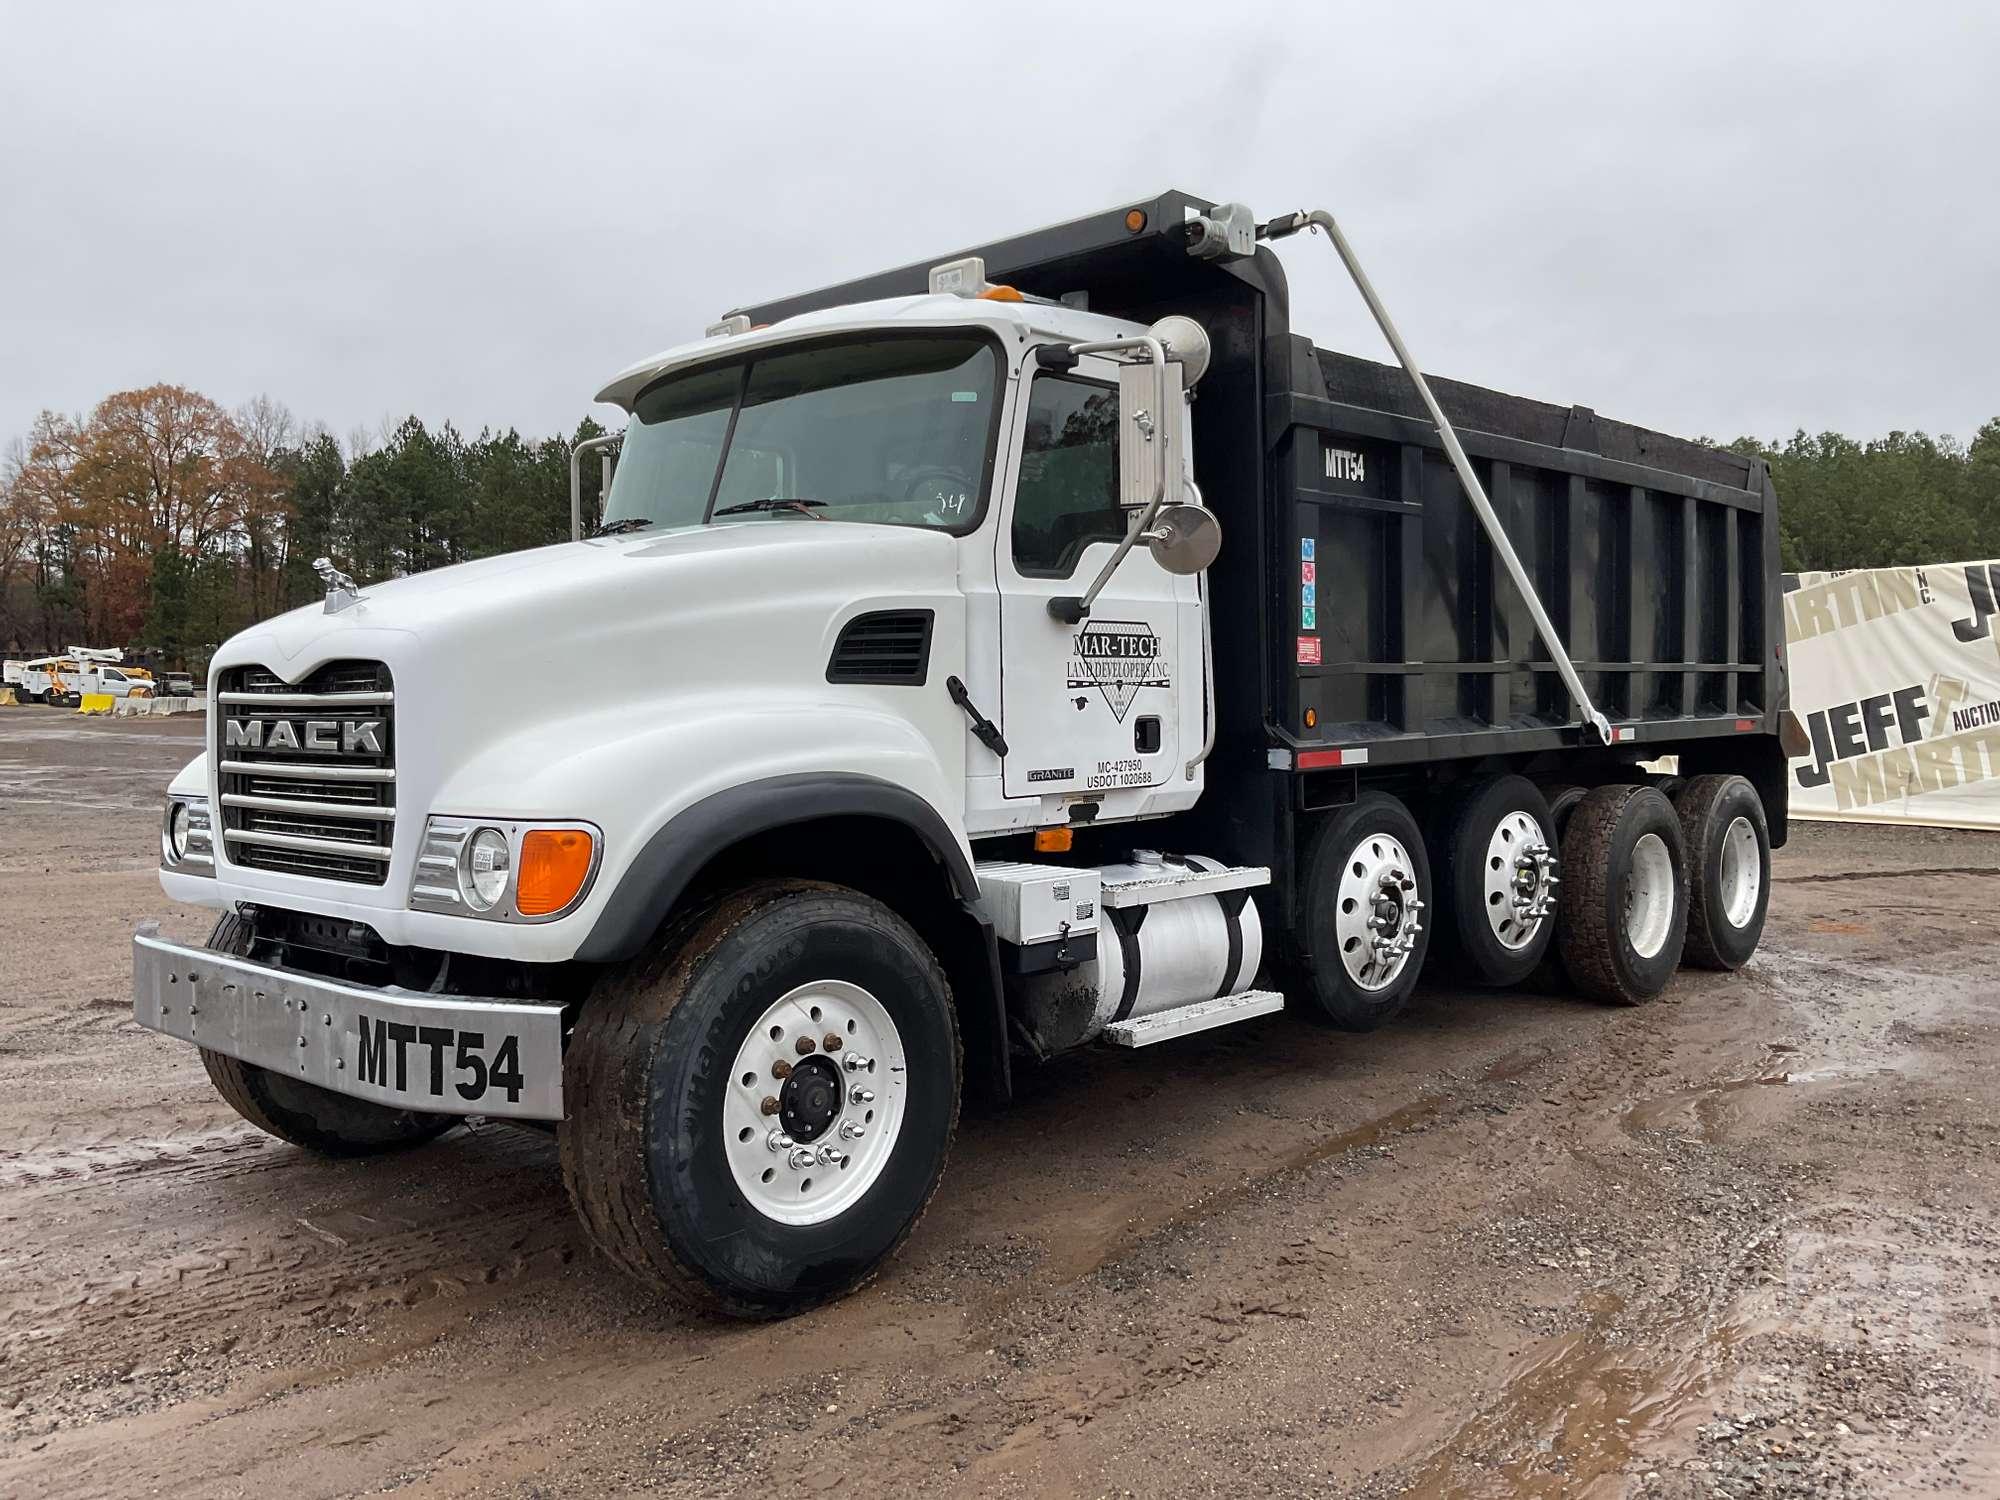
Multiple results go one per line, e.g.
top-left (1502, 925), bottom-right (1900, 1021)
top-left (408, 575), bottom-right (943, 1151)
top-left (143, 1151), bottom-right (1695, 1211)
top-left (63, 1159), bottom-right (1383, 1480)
top-left (1, 708), bottom-right (1996, 1498)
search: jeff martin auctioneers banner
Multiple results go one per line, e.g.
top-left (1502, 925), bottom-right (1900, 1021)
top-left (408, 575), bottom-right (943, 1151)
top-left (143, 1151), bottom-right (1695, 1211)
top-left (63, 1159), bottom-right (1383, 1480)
top-left (1785, 560), bottom-right (2000, 830)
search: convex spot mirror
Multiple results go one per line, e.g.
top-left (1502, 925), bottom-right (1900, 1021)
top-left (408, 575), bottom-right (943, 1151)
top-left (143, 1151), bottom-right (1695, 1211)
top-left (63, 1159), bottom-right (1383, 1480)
top-left (1144, 502), bottom-right (1221, 575)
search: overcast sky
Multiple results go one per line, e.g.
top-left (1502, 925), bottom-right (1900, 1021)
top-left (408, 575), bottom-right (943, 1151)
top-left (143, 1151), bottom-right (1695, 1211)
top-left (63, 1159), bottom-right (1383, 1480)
top-left (3, 2), bottom-right (1996, 455)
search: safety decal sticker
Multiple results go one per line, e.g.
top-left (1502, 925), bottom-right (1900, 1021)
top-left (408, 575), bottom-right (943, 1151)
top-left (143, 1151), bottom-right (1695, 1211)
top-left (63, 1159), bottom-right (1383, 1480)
top-left (1298, 635), bottom-right (1321, 665)
top-left (1301, 537), bottom-right (1315, 561)
top-left (1068, 620), bottom-right (1170, 723)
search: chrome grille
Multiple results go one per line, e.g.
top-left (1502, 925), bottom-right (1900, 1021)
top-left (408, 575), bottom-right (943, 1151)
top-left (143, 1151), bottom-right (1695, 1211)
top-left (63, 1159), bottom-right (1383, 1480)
top-left (216, 660), bottom-right (395, 886)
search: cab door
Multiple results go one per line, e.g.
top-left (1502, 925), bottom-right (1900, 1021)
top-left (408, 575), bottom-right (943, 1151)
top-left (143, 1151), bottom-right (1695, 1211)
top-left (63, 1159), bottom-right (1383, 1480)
top-left (996, 358), bottom-right (1188, 801)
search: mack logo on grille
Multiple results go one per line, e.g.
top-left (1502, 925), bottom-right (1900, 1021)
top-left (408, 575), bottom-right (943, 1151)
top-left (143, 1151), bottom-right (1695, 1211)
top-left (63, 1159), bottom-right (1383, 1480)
top-left (225, 717), bottom-right (385, 754)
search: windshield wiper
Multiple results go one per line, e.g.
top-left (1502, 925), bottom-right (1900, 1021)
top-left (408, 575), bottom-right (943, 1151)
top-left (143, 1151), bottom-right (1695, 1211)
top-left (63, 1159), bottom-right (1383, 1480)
top-left (589, 517), bottom-right (655, 537)
top-left (712, 497), bottom-right (828, 519)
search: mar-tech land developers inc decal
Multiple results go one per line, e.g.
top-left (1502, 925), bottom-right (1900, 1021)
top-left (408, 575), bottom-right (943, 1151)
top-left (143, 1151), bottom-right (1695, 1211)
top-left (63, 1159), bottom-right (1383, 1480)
top-left (1067, 620), bottom-right (1170, 724)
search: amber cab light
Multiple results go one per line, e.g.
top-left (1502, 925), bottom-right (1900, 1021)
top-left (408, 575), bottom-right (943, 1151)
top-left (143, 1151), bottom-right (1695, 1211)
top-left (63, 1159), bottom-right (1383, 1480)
top-left (517, 827), bottom-right (596, 916)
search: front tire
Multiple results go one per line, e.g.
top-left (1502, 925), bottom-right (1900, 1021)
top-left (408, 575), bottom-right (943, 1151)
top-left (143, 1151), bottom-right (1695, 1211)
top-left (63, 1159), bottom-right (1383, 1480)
top-left (198, 915), bottom-right (455, 1157)
top-left (560, 880), bottom-right (961, 1318)
top-left (1556, 785), bottom-right (1688, 1005)
top-left (1296, 791), bottom-right (1433, 1030)
top-left (1674, 774), bottom-right (1771, 970)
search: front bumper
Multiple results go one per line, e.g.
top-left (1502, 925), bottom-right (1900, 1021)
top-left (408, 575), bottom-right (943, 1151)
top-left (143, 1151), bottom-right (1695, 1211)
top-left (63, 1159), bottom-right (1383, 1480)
top-left (132, 926), bottom-right (566, 1121)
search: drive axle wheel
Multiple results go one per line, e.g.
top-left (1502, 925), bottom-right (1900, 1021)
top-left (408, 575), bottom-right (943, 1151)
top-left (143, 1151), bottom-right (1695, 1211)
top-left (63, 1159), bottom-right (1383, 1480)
top-left (561, 879), bottom-right (960, 1319)
top-left (197, 915), bottom-right (454, 1157)
top-left (1556, 785), bottom-right (1688, 1005)
top-left (1297, 791), bottom-right (1433, 1030)
top-left (1673, 774), bottom-right (1771, 970)
top-left (1432, 775), bottom-right (1559, 987)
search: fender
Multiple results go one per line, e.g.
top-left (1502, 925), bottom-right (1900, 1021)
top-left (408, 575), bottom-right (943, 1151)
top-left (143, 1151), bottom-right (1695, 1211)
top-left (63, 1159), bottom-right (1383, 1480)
top-left (577, 771), bottom-right (981, 963)
top-left (575, 769), bottom-right (1012, 1102)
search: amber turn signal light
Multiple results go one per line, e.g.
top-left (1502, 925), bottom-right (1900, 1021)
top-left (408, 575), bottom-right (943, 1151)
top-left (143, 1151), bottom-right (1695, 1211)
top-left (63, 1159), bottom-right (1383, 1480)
top-left (1033, 827), bottom-right (1073, 853)
top-left (517, 827), bottom-right (596, 916)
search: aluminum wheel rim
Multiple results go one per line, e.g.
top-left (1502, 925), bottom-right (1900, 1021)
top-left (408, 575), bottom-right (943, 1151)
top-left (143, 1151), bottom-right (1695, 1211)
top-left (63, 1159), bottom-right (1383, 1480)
top-left (1623, 832), bottom-right (1675, 959)
top-left (1718, 815), bottom-right (1761, 929)
top-left (1334, 832), bottom-right (1423, 992)
top-left (723, 979), bottom-right (905, 1227)
top-left (1483, 810), bottom-right (1555, 951)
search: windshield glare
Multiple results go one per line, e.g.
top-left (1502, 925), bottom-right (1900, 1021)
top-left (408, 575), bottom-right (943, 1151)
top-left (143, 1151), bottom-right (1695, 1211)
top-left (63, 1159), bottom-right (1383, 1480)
top-left (603, 334), bottom-right (1000, 534)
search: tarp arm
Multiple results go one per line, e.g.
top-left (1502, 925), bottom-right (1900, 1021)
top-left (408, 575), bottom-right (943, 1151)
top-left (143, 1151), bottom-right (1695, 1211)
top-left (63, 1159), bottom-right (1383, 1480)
top-left (1263, 208), bottom-right (1613, 746)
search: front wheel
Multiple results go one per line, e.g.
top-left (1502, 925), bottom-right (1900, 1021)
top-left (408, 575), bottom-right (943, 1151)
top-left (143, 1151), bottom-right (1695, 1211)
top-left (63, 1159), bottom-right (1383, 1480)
top-left (560, 879), bottom-right (961, 1318)
top-left (198, 915), bottom-right (455, 1157)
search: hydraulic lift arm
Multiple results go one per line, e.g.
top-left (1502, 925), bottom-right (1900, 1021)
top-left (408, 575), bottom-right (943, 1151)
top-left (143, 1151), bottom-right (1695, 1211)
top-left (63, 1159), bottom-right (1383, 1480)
top-left (1257, 207), bottom-right (1614, 746)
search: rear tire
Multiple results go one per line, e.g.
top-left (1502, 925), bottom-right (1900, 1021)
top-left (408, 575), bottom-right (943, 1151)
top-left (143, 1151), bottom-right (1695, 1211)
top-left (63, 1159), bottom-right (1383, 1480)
top-left (1556, 785), bottom-right (1688, 1005)
top-left (1296, 791), bottom-right (1433, 1030)
top-left (560, 880), bottom-right (961, 1318)
top-left (198, 915), bottom-right (456, 1157)
top-left (1432, 775), bottom-right (1559, 987)
top-left (1673, 774), bottom-right (1771, 970)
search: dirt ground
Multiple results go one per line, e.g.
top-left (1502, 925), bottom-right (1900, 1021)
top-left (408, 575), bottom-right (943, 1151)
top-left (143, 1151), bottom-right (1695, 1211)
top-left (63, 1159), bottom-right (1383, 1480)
top-left (1, 708), bottom-right (1996, 1499)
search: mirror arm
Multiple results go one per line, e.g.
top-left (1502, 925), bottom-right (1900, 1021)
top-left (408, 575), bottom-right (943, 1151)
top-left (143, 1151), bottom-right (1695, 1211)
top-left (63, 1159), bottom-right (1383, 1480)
top-left (569, 431), bottom-right (625, 541)
top-left (1046, 336), bottom-right (1168, 623)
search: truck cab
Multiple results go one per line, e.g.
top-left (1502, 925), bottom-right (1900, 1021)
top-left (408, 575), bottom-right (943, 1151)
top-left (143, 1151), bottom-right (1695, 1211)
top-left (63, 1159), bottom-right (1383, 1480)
top-left (136, 192), bottom-right (1789, 1318)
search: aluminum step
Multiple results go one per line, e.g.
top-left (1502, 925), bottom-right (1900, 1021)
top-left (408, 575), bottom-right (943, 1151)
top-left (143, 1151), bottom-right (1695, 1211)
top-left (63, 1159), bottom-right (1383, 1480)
top-left (1104, 989), bottom-right (1284, 1048)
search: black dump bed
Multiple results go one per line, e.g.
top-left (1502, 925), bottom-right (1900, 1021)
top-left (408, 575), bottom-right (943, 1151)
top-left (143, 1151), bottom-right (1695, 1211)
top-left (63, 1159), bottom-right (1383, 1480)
top-left (739, 190), bottom-right (1785, 777)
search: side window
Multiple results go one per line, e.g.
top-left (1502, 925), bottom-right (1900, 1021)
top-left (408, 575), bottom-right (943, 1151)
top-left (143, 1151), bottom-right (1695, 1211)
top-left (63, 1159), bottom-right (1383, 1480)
top-left (1012, 375), bottom-right (1124, 576)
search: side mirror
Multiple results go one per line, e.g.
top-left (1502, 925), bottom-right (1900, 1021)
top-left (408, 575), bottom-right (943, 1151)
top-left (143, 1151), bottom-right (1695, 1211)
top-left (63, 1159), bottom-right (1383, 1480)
top-left (1116, 356), bottom-right (1185, 512)
top-left (1143, 502), bottom-right (1221, 575)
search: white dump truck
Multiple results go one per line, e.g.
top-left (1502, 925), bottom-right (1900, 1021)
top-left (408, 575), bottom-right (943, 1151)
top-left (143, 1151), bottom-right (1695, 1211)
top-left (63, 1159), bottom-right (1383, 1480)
top-left (136, 193), bottom-right (1794, 1317)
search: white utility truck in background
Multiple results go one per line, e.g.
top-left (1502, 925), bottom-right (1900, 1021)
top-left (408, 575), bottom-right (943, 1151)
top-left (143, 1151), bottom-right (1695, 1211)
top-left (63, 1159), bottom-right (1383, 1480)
top-left (21, 647), bottom-right (153, 706)
top-left (135, 193), bottom-right (1794, 1317)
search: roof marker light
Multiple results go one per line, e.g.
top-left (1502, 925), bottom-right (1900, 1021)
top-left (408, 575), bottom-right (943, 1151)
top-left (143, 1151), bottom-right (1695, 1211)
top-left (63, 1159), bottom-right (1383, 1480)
top-left (705, 314), bottom-right (752, 338)
top-left (928, 256), bottom-right (989, 296)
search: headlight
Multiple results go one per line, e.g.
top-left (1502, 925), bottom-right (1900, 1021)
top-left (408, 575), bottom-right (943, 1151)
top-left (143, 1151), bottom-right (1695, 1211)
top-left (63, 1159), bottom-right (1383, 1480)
top-left (460, 827), bottom-right (512, 912)
top-left (161, 796), bottom-right (214, 875)
top-left (410, 817), bottom-right (601, 922)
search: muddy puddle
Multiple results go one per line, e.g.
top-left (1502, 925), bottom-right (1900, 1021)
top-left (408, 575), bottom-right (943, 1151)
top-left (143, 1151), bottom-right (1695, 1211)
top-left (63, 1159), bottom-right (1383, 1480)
top-left (1401, 1291), bottom-right (1744, 1499)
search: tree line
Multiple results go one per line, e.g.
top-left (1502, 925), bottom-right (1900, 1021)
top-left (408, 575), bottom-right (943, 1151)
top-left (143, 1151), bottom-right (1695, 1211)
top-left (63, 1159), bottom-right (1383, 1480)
top-left (0, 384), bottom-right (606, 665)
top-left (2, 382), bottom-right (1997, 669)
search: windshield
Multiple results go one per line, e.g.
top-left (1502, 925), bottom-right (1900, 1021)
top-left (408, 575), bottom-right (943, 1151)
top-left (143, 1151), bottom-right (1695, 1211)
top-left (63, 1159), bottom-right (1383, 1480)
top-left (602, 333), bottom-right (1001, 534)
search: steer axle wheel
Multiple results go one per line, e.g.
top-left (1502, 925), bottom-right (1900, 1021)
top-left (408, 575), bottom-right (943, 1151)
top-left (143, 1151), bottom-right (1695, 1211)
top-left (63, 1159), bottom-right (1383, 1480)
top-left (197, 915), bottom-right (454, 1157)
top-left (1556, 785), bottom-right (1688, 1005)
top-left (561, 879), bottom-right (960, 1319)
top-left (726, 979), bottom-right (902, 1225)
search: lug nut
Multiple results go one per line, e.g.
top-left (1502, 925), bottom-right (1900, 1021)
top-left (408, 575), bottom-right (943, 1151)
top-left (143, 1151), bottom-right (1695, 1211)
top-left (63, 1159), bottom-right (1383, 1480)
top-left (760, 1095), bottom-right (781, 1116)
top-left (767, 1130), bottom-right (794, 1152)
top-left (840, 1121), bottom-right (866, 1141)
top-left (842, 1053), bottom-right (872, 1073)
top-left (849, 1087), bottom-right (875, 1105)
top-left (787, 1147), bottom-right (815, 1170)
top-left (823, 1033), bottom-right (842, 1052)
top-left (795, 1035), bottom-right (816, 1056)
top-left (816, 1143), bottom-right (843, 1166)
top-left (771, 1059), bottom-right (792, 1080)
